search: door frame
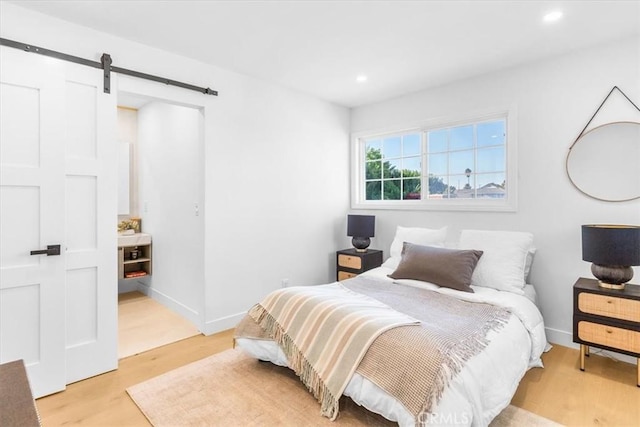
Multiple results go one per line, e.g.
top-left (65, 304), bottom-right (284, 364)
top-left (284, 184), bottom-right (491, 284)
top-left (116, 75), bottom-right (209, 332)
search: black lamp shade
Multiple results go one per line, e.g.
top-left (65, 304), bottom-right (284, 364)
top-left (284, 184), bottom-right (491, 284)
top-left (582, 224), bottom-right (640, 266)
top-left (347, 215), bottom-right (375, 238)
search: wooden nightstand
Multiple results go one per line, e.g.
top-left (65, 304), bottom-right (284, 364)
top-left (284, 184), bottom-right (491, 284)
top-left (573, 277), bottom-right (640, 386)
top-left (336, 248), bottom-right (383, 281)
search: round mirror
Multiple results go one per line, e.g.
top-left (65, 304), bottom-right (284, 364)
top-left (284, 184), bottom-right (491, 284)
top-left (566, 121), bottom-right (640, 202)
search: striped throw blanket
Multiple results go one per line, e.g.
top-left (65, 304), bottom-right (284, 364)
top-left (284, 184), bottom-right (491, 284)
top-left (248, 283), bottom-right (419, 420)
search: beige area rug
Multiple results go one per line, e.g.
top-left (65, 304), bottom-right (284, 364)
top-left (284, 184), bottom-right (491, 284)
top-left (118, 292), bottom-right (200, 359)
top-left (127, 349), bottom-right (562, 426)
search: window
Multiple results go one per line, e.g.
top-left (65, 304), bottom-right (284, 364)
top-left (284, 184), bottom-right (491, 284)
top-left (352, 111), bottom-right (516, 211)
top-left (364, 133), bottom-right (422, 201)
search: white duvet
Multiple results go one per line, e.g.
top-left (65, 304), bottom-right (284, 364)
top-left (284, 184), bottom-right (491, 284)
top-left (236, 266), bottom-right (549, 427)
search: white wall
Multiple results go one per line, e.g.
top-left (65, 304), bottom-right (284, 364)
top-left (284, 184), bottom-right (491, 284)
top-left (351, 36), bottom-right (640, 348)
top-left (137, 102), bottom-right (205, 327)
top-left (1, 3), bottom-right (351, 335)
top-left (205, 77), bottom-right (352, 332)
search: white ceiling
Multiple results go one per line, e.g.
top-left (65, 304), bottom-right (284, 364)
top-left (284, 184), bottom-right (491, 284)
top-left (10, 0), bottom-right (640, 108)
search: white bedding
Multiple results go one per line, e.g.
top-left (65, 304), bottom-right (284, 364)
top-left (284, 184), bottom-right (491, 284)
top-left (236, 266), bottom-right (548, 427)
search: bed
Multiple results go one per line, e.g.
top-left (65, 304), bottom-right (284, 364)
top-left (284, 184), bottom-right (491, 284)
top-left (235, 228), bottom-right (549, 427)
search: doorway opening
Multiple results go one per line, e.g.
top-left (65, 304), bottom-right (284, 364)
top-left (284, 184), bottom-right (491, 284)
top-left (116, 92), bottom-right (205, 358)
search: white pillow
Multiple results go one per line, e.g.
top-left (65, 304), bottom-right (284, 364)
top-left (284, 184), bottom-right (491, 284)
top-left (382, 226), bottom-right (448, 270)
top-left (524, 247), bottom-right (537, 282)
top-left (458, 230), bottom-right (534, 294)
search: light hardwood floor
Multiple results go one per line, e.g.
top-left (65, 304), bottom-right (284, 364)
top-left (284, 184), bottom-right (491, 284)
top-left (37, 337), bottom-right (639, 426)
top-left (512, 346), bottom-right (639, 426)
top-left (118, 292), bottom-right (200, 359)
top-left (37, 330), bottom-right (235, 426)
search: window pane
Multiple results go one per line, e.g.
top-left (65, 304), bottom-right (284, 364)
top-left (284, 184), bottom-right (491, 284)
top-left (403, 134), bottom-right (421, 156)
top-left (383, 136), bottom-right (401, 159)
top-left (450, 173), bottom-right (475, 199)
top-left (366, 181), bottom-right (381, 200)
top-left (383, 180), bottom-right (401, 200)
top-left (455, 190), bottom-right (474, 199)
top-left (449, 149), bottom-right (474, 175)
top-left (477, 188), bottom-right (505, 199)
top-left (366, 140), bottom-right (382, 160)
top-left (403, 178), bottom-right (421, 200)
top-left (428, 129), bottom-right (447, 153)
top-left (428, 174), bottom-right (450, 196)
top-left (402, 156), bottom-right (421, 177)
top-left (477, 121), bottom-right (505, 148)
top-left (476, 172), bottom-right (506, 192)
top-left (384, 159), bottom-right (401, 178)
top-left (366, 160), bottom-right (381, 179)
top-left (476, 146), bottom-right (505, 173)
top-left (450, 125), bottom-right (473, 150)
top-left (451, 173), bottom-right (506, 199)
top-left (428, 153), bottom-right (447, 175)
top-left (450, 173), bottom-right (474, 193)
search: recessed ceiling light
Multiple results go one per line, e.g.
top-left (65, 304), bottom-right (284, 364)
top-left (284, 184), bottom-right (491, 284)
top-left (356, 74), bottom-right (368, 83)
top-left (543, 10), bottom-right (563, 23)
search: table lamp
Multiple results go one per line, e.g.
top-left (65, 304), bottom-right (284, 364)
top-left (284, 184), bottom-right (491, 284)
top-left (347, 215), bottom-right (375, 252)
top-left (582, 224), bottom-right (640, 289)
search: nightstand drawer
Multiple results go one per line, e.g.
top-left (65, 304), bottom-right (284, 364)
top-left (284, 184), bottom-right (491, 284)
top-left (573, 278), bottom-right (640, 385)
top-left (337, 271), bottom-right (358, 281)
top-left (338, 254), bottom-right (362, 270)
top-left (578, 293), bottom-right (640, 322)
top-left (336, 249), bottom-right (383, 281)
top-left (577, 321), bottom-right (640, 354)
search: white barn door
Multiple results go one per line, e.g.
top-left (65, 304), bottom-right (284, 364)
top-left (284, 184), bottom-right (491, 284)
top-left (63, 61), bottom-right (118, 384)
top-left (0, 47), bottom-right (118, 396)
top-left (0, 47), bottom-right (67, 398)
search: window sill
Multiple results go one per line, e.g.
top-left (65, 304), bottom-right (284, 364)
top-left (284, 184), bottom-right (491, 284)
top-left (350, 199), bottom-right (517, 212)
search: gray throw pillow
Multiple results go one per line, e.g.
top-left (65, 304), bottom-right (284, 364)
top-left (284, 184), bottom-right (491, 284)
top-left (388, 242), bottom-right (483, 293)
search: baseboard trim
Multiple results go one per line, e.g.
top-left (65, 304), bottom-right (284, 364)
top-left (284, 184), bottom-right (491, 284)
top-left (137, 283), bottom-right (203, 332)
top-left (545, 327), bottom-right (636, 365)
top-left (203, 312), bottom-right (246, 336)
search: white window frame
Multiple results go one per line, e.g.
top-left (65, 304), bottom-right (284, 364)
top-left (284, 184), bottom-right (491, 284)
top-left (350, 107), bottom-right (518, 212)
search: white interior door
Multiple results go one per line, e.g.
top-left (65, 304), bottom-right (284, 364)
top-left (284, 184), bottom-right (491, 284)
top-left (0, 47), bottom-right (67, 397)
top-left (0, 46), bottom-right (118, 395)
top-left (63, 62), bottom-right (118, 384)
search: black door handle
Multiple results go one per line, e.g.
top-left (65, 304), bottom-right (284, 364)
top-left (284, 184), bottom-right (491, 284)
top-left (30, 245), bottom-right (61, 256)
